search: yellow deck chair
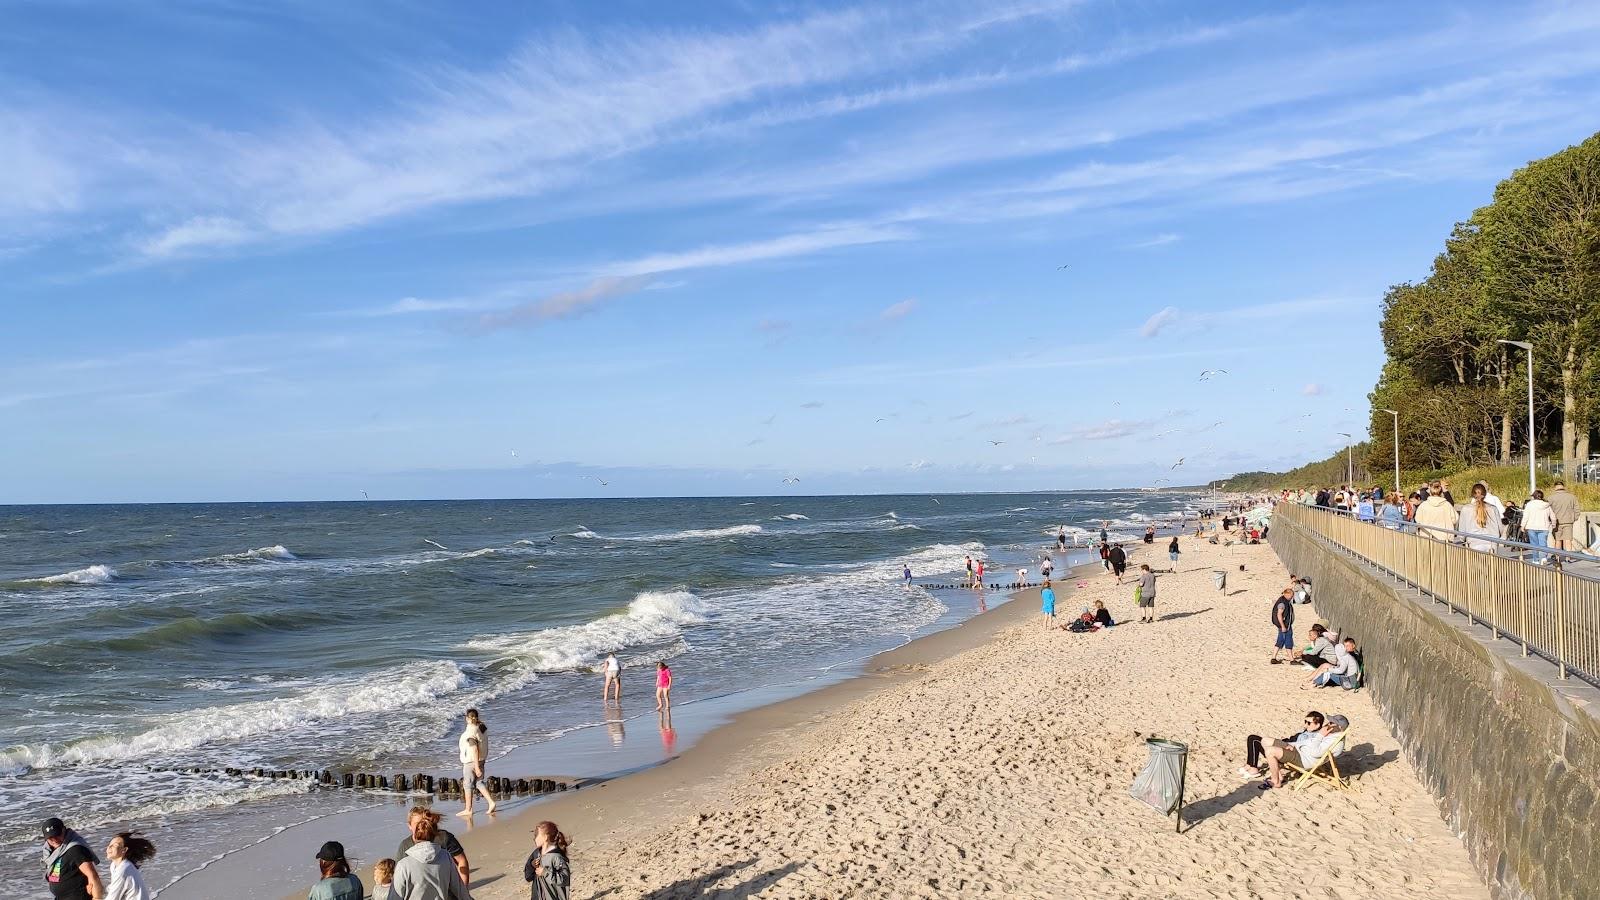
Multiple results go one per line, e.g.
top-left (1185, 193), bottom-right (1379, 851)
top-left (1286, 730), bottom-right (1351, 792)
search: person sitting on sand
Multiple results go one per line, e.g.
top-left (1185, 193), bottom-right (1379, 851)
top-left (1040, 580), bottom-right (1056, 628)
top-left (1064, 609), bottom-right (1097, 632)
top-left (1092, 600), bottom-right (1114, 627)
top-left (1309, 637), bottom-right (1361, 690)
top-left (1294, 624), bottom-right (1339, 669)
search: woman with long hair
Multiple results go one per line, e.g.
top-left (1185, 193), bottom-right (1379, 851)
top-left (307, 841), bottom-right (362, 900)
top-left (104, 832), bottom-right (156, 900)
top-left (522, 820), bottom-right (571, 900)
top-left (1456, 484), bottom-right (1499, 552)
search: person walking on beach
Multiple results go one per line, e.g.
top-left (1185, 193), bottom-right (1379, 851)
top-left (308, 841), bottom-right (362, 900)
top-left (398, 808), bottom-right (469, 888)
top-left (965, 555), bottom-right (975, 587)
top-left (1099, 522), bottom-right (1109, 544)
top-left (1167, 535), bottom-right (1180, 572)
top-left (1057, 526), bottom-right (1067, 551)
top-left (1136, 564), bottom-right (1157, 624)
top-left (104, 832), bottom-right (155, 900)
top-left (1269, 588), bottom-right (1296, 664)
top-left (1016, 567), bottom-right (1028, 586)
top-left (976, 559), bottom-right (985, 587)
top-left (1108, 544), bottom-right (1127, 581)
top-left (1098, 541), bottom-right (1111, 571)
top-left (655, 661), bottom-right (673, 712)
top-left (522, 821), bottom-right (571, 900)
top-left (1041, 556), bottom-right (1053, 579)
top-left (1040, 579), bottom-right (1056, 628)
top-left (41, 816), bottom-right (102, 900)
top-left (602, 653), bottom-right (622, 705)
top-left (903, 564), bottom-right (913, 587)
top-left (1144, 525), bottom-right (1155, 544)
top-left (392, 811), bottom-right (471, 900)
top-left (457, 709), bottom-right (497, 817)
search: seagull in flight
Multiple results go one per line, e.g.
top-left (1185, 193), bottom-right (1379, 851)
top-left (1056, 264), bottom-right (1070, 270)
top-left (361, 490), bottom-right (369, 500)
top-left (510, 449), bottom-right (518, 458)
top-left (760, 414), bottom-right (777, 426)
top-left (988, 440), bottom-right (1006, 446)
top-left (1171, 457), bottom-right (1186, 469)
top-left (875, 417), bottom-right (888, 423)
top-left (931, 498), bottom-right (941, 505)
top-left (581, 475), bottom-right (609, 486)
top-left (1198, 369), bottom-right (1229, 381)
top-left (782, 476), bottom-right (801, 484)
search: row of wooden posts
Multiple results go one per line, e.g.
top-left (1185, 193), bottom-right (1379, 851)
top-left (208, 766), bottom-right (576, 796)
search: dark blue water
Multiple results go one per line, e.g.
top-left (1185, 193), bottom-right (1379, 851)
top-left (0, 491), bottom-right (1192, 894)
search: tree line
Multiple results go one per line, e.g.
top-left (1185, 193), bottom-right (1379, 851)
top-left (1368, 131), bottom-right (1599, 474)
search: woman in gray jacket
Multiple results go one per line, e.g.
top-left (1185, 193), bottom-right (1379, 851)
top-left (392, 812), bottom-right (471, 900)
top-left (522, 821), bottom-right (570, 900)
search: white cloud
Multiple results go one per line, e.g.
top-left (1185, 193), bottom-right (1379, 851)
top-left (138, 216), bottom-right (254, 258)
top-left (1139, 307), bottom-right (1181, 338)
top-left (1129, 233), bottom-right (1181, 249)
top-left (1051, 418), bottom-right (1155, 442)
top-left (473, 275), bottom-right (655, 331)
top-left (1302, 383), bottom-right (1324, 396)
top-left (907, 459), bottom-right (934, 470)
top-left (879, 299), bottom-right (917, 321)
top-left (609, 224), bottom-right (911, 277)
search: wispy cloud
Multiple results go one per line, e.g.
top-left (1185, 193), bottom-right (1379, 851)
top-left (473, 275), bottom-right (655, 331)
top-left (1050, 418), bottom-right (1156, 443)
top-left (1139, 306), bottom-right (1181, 338)
top-left (799, 400), bottom-right (824, 409)
top-left (878, 299), bottom-right (917, 321)
top-left (1128, 233), bottom-right (1181, 249)
top-left (1302, 383), bottom-right (1324, 396)
top-left (608, 224), bottom-right (911, 277)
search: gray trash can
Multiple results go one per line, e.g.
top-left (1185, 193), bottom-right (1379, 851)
top-left (1211, 569), bottom-right (1227, 592)
top-left (1130, 737), bottom-right (1189, 831)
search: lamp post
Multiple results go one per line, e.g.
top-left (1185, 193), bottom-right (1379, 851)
top-left (1337, 432), bottom-right (1353, 486)
top-left (1497, 339), bottom-right (1535, 496)
top-left (1379, 409), bottom-right (1400, 495)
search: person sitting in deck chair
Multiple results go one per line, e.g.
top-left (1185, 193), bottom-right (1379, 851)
top-left (1247, 713), bottom-right (1346, 790)
top-left (1238, 711), bottom-right (1325, 781)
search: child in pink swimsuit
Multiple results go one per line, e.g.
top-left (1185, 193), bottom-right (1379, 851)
top-left (655, 662), bottom-right (673, 712)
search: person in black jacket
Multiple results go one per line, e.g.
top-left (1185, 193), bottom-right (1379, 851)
top-left (523, 821), bottom-right (571, 900)
top-left (1108, 544), bottom-right (1127, 580)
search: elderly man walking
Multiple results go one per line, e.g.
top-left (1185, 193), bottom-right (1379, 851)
top-left (1549, 481), bottom-right (1581, 552)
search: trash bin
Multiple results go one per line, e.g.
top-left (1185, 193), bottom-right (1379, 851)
top-left (1130, 737), bottom-right (1189, 831)
top-left (1211, 569), bottom-right (1227, 592)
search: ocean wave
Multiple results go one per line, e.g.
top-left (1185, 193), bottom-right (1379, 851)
top-left (463, 590), bottom-right (707, 672)
top-left (457, 547), bottom-right (496, 559)
top-left (773, 513), bottom-right (809, 520)
top-left (20, 564), bottom-right (118, 586)
top-left (193, 545), bottom-right (298, 566)
top-left (890, 523), bottom-right (924, 531)
top-left (104, 610), bottom-right (334, 652)
top-left (0, 660), bottom-right (470, 773)
top-left (568, 524), bottom-right (762, 542)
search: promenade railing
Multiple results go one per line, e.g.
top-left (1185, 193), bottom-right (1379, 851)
top-left (1274, 502), bottom-right (1600, 687)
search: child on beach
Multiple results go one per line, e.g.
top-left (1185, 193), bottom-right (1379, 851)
top-left (602, 653), bottom-right (621, 704)
top-left (1040, 580), bottom-right (1056, 628)
top-left (371, 858), bottom-right (395, 900)
top-left (655, 662), bottom-right (673, 711)
top-left (1017, 567), bottom-right (1028, 586)
top-left (105, 831), bottom-right (156, 900)
top-left (522, 821), bottom-right (571, 900)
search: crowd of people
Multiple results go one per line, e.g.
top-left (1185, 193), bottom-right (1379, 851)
top-left (1281, 479), bottom-right (1588, 563)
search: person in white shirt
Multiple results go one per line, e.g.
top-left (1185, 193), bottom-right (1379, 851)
top-left (104, 832), bottom-right (156, 900)
top-left (602, 653), bottom-right (622, 704)
top-left (1312, 637), bottom-right (1361, 690)
top-left (1260, 714), bottom-right (1346, 789)
top-left (457, 708), bottom-right (497, 817)
top-left (1521, 490), bottom-right (1556, 564)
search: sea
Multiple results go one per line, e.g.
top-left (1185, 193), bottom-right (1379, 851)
top-left (0, 491), bottom-right (1195, 896)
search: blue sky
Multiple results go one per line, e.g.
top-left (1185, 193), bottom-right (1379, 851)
top-left (4, 0), bottom-right (1598, 503)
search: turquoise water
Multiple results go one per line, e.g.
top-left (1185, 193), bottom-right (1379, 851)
top-left (0, 490), bottom-right (1190, 894)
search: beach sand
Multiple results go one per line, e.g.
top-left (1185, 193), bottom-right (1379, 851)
top-left (431, 531), bottom-right (1486, 899)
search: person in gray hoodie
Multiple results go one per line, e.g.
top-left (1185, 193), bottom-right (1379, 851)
top-left (391, 812), bottom-right (471, 900)
top-left (521, 821), bottom-right (570, 900)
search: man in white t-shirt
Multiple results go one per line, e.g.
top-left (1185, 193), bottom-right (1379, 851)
top-left (1261, 714), bottom-right (1345, 789)
top-left (457, 708), bottom-right (496, 817)
top-left (603, 653), bottom-right (622, 704)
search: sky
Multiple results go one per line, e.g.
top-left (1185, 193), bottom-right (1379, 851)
top-left (3, 0), bottom-right (1599, 503)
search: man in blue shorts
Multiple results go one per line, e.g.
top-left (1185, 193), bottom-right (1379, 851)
top-left (1269, 587), bottom-right (1295, 664)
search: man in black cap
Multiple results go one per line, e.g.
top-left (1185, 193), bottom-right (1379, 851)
top-left (42, 816), bottom-right (103, 900)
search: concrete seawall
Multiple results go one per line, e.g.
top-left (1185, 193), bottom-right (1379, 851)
top-left (1271, 517), bottom-right (1600, 900)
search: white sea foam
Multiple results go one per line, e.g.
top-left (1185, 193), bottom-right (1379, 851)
top-left (24, 564), bottom-right (118, 585)
top-left (463, 590), bottom-right (707, 672)
top-left (0, 660), bottom-right (470, 773)
top-left (773, 513), bottom-right (809, 520)
top-left (197, 545), bottom-right (297, 565)
top-left (657, 524), bottom-right (762, 540)
top-left (457, 548), bottom-right (496, 559)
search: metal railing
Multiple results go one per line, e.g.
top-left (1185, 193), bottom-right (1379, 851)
top-left (1275, 503), bottom-right (1600, 687)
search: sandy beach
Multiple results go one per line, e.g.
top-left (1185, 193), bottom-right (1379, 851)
top-left (392, 529), bottom-right (1487, 900)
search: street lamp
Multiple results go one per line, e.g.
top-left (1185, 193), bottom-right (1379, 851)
top-left (1379, 409), bottom-right (1400, 495)
top-left (1337, 432), bottom-right (1353, 486)
top-left (1497, 339), bottom-right (1535, 496)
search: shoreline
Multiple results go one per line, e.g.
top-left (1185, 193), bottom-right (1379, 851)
top-left (243, 564), bottom-right (1093, 900)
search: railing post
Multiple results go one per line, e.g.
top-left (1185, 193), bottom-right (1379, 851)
top-left (1555, 558), bottom-right (1568, 680)
top-left (1464, 549), bottom-right (1475, 628)
top-left (1518, 556), bottom-right (1528, 657)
